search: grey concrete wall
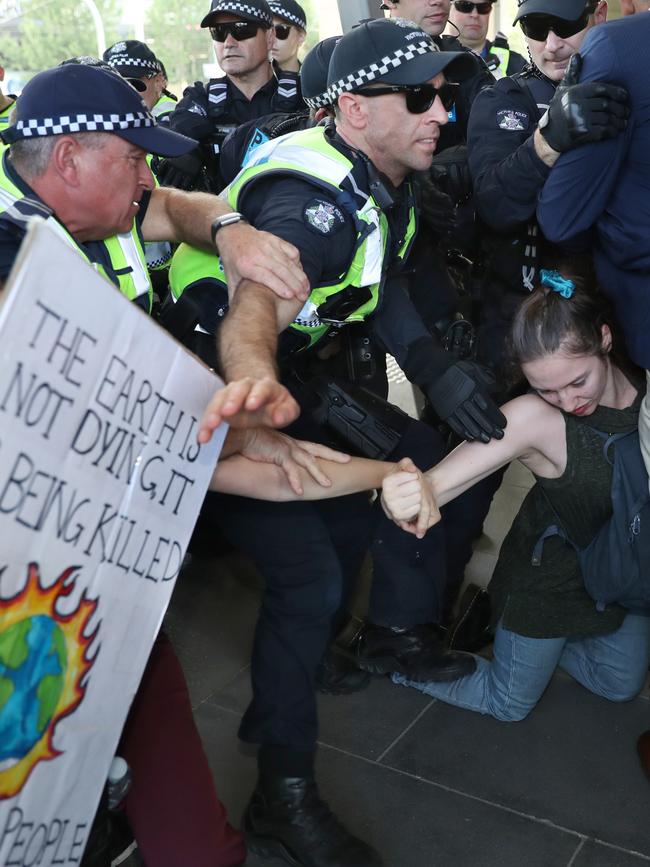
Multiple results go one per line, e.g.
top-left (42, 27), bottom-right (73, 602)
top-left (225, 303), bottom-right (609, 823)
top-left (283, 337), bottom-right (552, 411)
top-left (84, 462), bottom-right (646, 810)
top-left (336, 0), bottom-right (384, 31)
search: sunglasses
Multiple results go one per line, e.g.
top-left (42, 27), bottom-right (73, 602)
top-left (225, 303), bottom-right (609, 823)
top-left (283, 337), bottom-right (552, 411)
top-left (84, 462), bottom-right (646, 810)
top-left (273, 23), bottom-right (292, 40)
top-left (519, 11), bottom-right (590, 41)
top-left (356, 82), bottom-right (457, 115)
top-left (210, 21), bottom-right (261, 42)
top-left (452, 1), bottom-right (493, 13)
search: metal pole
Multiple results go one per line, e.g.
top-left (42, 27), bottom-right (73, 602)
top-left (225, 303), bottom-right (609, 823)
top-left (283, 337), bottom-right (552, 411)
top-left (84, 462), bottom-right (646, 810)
top-left (78, 0), bottom-right (106, 55)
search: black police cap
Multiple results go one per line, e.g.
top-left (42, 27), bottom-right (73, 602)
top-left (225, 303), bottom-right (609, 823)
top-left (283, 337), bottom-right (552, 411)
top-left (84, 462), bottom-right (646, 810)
top-left (1, 64), bottom-right (194, 157)
top-left (201, 0), bottom-right (273, 29)
top-left (301, 36), bottom-right (341, 109)
top-left (103, 40), bottom-right (164, 79)
top-left (269, 0), bottom-right (306, 30)
top-left (514, 0), bottom-right (592, 23)
top-left (328, 18), bottom-right (475, 103)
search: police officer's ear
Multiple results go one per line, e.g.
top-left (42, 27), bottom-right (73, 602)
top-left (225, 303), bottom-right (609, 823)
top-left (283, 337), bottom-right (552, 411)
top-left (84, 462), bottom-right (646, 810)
top-left (337, 92), bottom-right (370, 129)
top-left (594, 1), bottom-right (608, 24)
top-left (50, 136), bottom-right (92, 186)
top-left (265, 26), bottom-right (275, 54)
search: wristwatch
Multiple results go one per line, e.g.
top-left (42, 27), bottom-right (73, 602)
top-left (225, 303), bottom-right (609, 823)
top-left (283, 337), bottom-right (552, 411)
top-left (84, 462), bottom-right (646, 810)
top-left (210, 212), bottom-right (247, 246)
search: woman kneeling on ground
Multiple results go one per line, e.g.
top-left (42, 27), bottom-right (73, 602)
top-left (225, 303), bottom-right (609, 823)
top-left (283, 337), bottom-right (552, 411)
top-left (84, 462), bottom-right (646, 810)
top-left (381, 266), bottom-right (650, 722)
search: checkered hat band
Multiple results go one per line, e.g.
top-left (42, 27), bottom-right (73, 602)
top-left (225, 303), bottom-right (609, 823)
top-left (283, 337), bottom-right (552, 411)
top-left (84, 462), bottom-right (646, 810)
top-left (328, 40), bottom-right (437, 100)
top-left (212, 1), bottom-right (273, 25)
top-left (106, 55), bottom-right (161, 73)
top-left (269, 3), bottom-right (306, 28)
top-left (14, 112), bottom-right (155, 137)
top-left (304, 92), bottom-right (330, 110)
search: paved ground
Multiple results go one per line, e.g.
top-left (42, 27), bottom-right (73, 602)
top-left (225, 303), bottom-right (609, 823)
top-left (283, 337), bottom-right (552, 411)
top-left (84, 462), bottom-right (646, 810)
top-left (164, 373), bottom-right (650, 867)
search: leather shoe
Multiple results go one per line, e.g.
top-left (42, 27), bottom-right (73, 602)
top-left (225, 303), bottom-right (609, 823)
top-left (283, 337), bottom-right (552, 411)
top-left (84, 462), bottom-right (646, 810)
top-left (315, 650), bottom-right (371, 695)
top-left (244, 776), bottom-right (383, 866)
top-left (342, 621), bottom-right (476, 681)
top-left (637, 730), bottom-right (650, 780)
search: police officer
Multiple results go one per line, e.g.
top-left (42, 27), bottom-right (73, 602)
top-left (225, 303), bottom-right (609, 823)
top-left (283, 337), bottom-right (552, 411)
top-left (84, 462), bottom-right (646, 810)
top-left (466, 0), bottom-right (627, 377)
top-left (195, 20), bottom-right (509, 865)
top-left (161, 0), bottom-right (302, 192)
top-left (448, 1), bottom-right (527, 78)
top-left (103, 40), bottom-right (178, 120)
top-left (269, 0), bottom-right (307, 72)
top-left (0, 62), bottom-right (17, 132)
top-left (216, 34), bottom-right (339, 188)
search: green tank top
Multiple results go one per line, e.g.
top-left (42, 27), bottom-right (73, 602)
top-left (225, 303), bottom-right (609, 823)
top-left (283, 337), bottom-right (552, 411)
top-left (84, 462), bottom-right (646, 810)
top-left (489, 389), bottom-right (641, 639)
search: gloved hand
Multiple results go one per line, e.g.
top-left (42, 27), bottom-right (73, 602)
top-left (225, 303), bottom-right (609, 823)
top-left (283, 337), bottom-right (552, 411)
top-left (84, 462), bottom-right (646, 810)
top-left (156, 149), bottom-right (205, 191)
top-left (426, 360), bottom-right (506, 443)
top-left (415, 171), bottom-right (457, 239)
top-left (429, 145), bottom-right (472, 204)
top-left (538, 53), bottom-right (629, 153)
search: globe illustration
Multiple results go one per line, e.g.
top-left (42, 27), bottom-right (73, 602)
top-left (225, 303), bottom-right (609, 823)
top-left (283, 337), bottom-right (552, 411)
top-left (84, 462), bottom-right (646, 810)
top-left (0, 615), bottom-right (67, 762)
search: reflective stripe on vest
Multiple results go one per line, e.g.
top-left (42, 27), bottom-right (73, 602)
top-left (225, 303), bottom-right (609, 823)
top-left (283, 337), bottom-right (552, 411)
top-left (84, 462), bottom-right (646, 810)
top-left (171, 126), bottom-right (416, 350)
top-left (488, 44), bottom-right (511, 80)
top-left (0, 153), bottom-right (153, 310)
top-left (152, 94), bottom-right (177, 120)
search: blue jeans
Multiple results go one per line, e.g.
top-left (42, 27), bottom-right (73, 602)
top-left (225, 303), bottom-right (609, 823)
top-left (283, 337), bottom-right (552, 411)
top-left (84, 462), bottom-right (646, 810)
top-left (392, 614), bottom-right (650, 721)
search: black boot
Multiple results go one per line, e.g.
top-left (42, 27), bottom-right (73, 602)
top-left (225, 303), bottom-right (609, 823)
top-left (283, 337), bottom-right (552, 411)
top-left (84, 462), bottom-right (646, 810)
top-left (315, 650), bottom-right (372, 695)
top-left (343, 621), bottom-right (476, 681)
top-left (244, 776), bottom-right (383, 867)
top-left (446, 583), bottom-right (494, 653)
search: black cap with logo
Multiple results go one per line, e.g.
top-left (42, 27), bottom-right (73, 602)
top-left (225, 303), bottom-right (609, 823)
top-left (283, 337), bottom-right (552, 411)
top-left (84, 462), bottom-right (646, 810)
top-left (103, 40), bottom-right (164, 78)
top-left (1, 64), bottom-right (195, 157)
top-left (513, 0), bottom-right (592, 22)
top-left (268, 0), bottom-right (306, 30)
top-left (327, 18), bottom-right (476, 103)
top-left (200, 0), bottom-right (273, 29)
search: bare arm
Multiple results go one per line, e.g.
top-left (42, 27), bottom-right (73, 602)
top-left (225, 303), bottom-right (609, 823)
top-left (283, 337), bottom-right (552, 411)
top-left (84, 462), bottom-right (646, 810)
top-left (381, 395), bottom-right (565, 537)
top-left (211, 453), bottom-right (398, 501)
top-left (141, 187), bottom-right (309, 301)
top-left (428, 394), bottom-right (564, 507)
top-left (197, 281), bottom-right (304, 439)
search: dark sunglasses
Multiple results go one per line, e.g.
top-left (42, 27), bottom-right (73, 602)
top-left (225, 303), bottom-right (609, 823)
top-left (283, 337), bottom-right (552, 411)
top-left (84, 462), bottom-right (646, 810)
top-left (519, 11), bottom-right (590, 41)
top-left (356, 82), bottom-right (457, 115)
top-left (273, 23), bottom-right (292, 39)
top-left (210, 21), bottom-right (261, 42)
top-left (452, 1), bottom-right (493, 14)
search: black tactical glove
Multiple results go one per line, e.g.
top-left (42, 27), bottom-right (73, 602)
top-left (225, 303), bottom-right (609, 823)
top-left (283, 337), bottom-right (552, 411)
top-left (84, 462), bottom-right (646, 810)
top-left (538, 53), bottom-right (629, 153)
top-left (156, 149), bottom-right (205, 191)
top-left (426, 360), bottom-right (506, 443)
top-left (415, 171), bottom-right (457, 239)
top-left (429, 145), bottom-right (472, 205)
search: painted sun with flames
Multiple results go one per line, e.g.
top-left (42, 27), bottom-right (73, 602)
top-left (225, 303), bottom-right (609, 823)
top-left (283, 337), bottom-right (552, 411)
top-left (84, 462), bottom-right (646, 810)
top-left (0, 563), bottom-right (99, 799)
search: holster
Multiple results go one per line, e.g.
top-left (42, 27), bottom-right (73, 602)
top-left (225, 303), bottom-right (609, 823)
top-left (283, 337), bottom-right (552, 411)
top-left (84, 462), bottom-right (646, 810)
top-left (308, 376), bottom-right (411, 460)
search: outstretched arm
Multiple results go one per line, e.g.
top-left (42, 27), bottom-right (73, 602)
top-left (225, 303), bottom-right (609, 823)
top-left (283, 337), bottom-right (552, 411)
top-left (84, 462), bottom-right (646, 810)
top-left (143, 187), bottom-right (309, 301)
top-left (382, 394), bottom-right (565, 536)
top-left (211, 451), bottom-right (399, 501)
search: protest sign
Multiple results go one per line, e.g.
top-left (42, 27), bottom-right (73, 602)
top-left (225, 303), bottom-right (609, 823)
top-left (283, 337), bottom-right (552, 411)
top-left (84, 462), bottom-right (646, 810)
top-left (0, 221), bottom-right (225, 866)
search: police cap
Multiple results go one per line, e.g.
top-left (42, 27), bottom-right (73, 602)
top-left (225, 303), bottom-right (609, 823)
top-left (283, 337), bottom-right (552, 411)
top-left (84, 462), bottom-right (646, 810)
top-left (301, 36), bottom-right (341, 109)
top-left (103, 40), bottom-right (164, 79)
top-left (1, 64), bottom-right (195, 157)
top-left (513, 0), bottom-right (592, 23)
top-left (327, 18), bottom-right (476, 103)
top-left (60, 55), bottom-right (147, 92)
top-left (201, 0), bottom-right (273, 29)
top-left (268, 0), bottom-right (306, 30)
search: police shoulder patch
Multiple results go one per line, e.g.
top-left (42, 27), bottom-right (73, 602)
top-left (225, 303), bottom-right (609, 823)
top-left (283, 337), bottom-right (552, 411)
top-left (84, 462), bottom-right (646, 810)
top-left (496, 108), bottom-right (529, 131)
top-left (303, 199), bottom-right (346, 236)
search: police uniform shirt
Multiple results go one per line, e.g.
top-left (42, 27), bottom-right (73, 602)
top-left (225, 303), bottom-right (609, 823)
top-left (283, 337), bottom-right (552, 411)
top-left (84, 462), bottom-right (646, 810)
top-left (169, 75), bottom-right (295, 143)
top-left (0, 150), bottom-right (152, 306)
top-left (467, 70), bottom-right (555, 231)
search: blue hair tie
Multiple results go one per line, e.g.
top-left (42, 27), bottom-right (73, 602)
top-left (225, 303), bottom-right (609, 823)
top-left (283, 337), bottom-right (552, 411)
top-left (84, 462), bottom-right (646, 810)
top-left (539, 270), bottom-right (575, 299)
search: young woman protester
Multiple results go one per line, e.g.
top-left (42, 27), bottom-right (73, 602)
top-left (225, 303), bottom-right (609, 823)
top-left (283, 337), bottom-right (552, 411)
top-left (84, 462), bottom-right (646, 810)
top-left (380, 267), bottom-right (650, 722)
